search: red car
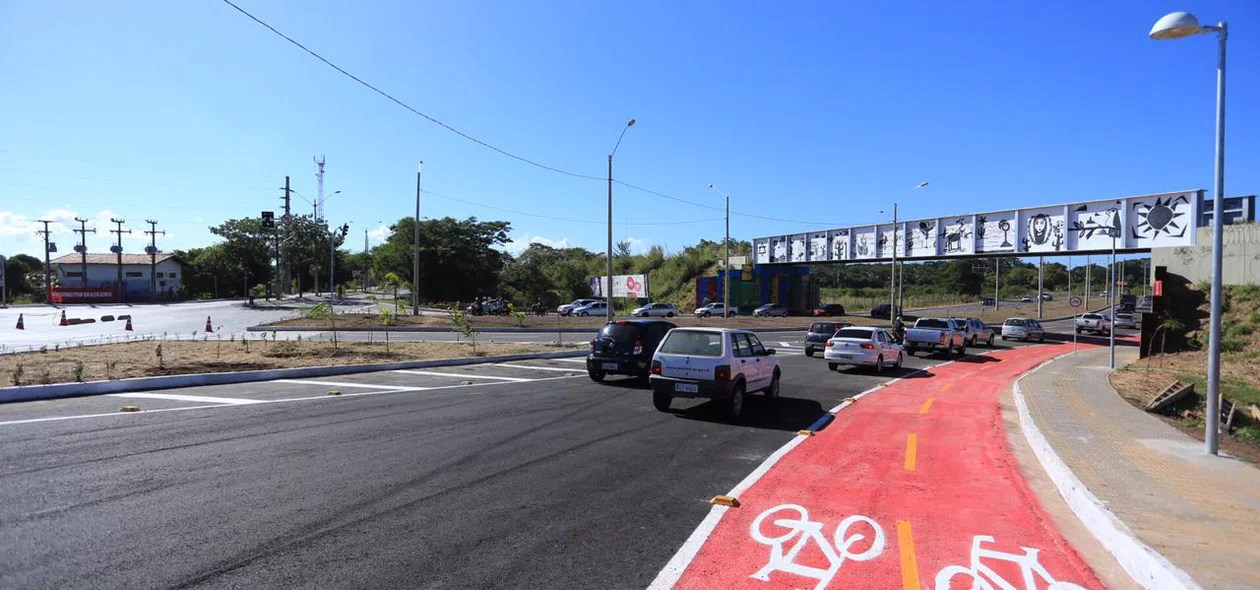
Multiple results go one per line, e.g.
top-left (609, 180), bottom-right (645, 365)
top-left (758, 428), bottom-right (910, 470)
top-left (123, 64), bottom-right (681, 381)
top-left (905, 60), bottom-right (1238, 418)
top-left (812, 303), bottom-right (846, 317)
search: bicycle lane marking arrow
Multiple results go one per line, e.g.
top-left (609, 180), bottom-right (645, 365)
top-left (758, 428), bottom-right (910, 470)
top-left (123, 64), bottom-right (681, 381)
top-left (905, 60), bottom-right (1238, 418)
top-left (665, 344), bottom-right (1105, 590)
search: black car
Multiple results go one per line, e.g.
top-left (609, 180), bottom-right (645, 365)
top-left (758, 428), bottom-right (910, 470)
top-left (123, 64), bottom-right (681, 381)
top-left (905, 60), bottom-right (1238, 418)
top-left (805, 321), bottom-right (853, 357)
top-left (870, 304), bottom-right (899, 319)
top-left (587, 319), bottom-right (677, 382)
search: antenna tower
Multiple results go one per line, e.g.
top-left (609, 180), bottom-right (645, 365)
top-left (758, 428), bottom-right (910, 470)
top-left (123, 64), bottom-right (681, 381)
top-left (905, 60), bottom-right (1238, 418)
top-left (314, 155), bottom-right (326, 220)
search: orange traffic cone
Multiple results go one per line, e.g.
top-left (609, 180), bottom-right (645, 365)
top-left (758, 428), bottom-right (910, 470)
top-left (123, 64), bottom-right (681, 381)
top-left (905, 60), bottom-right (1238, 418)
top-left (124, 317), bottom-right (133, 331)
top-left (59, 310), bottom-right (67, 326)
top-left (15, 314), bottom-right (24, 330)
top-left (204, 316), bottom-right (214, 333)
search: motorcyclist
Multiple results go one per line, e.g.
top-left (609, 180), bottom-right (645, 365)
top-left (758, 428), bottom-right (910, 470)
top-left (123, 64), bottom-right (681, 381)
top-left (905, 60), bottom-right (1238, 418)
top-left (892, 316), bottom-right (906, 344)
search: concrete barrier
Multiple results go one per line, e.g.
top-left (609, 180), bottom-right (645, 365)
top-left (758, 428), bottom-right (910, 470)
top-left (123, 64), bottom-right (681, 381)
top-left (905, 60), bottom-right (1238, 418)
top-left (0, 349), bottom-right (587, 404)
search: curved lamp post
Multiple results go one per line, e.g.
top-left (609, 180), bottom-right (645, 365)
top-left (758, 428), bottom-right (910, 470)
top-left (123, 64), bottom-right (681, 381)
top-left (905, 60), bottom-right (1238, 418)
top-left (607, 119), bottom-right (636, 321)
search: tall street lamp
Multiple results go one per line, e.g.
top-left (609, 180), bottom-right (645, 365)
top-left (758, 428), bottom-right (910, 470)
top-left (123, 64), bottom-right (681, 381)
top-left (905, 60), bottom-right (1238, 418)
top-left (1150, 10), bottom-right (1228, 455)
top-left (414, 161), bottom-right (422, 316)
top-left (889, 182), bottom-right (929, 320)
top-left (607, 118), bottom-right (636, 322)
top-left (709, 184), bottom-right (732, 318)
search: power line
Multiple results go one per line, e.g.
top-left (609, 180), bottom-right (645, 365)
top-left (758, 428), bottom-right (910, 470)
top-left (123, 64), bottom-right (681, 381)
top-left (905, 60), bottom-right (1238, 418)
top-left (220, 0), bottom-right (602, 182)
top-left (422, 188), bottom-right (723, 226)
top-left (219, 0), bottom-right (868, 230)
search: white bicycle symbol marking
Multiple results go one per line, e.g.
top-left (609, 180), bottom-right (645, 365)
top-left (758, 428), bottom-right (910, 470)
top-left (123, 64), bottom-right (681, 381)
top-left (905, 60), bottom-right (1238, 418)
top-left (749, 504), bottom-right (885, 590)
top-left (934, 535), bottom-right (1088, 590)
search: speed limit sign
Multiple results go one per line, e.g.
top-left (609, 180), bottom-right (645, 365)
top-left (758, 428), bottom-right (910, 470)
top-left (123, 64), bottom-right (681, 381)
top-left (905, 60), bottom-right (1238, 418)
top-left (1069, 296), bottom-right (1083, 308)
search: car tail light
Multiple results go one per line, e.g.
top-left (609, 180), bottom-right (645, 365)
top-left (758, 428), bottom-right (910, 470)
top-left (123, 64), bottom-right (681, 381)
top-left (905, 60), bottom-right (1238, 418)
top-left (633, 340), bottom-right (644, 355)
top-left (715, 365), bottom-right (731, 381)
top-left (588, 339), bottom-right (596, 350)
top-left (825, 341), bottom-right (835, 348)
top-left (860, 343), bottom-right (875, 350)
top-left (651, 360), bottom-right (662, 375)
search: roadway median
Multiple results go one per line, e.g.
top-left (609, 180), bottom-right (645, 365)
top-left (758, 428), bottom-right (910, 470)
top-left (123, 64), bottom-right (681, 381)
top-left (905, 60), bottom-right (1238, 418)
top-left (253, 312), bottom-right (813, 333)
top-left (0, 339), bottom-right (584, 403)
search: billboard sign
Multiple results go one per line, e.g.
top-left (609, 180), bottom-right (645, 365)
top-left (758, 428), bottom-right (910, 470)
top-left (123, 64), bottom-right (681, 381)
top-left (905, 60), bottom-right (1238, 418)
top-left (752, 190), bottom-right (1200, 263)
top-left (589, 274), bottom-right (649, 298)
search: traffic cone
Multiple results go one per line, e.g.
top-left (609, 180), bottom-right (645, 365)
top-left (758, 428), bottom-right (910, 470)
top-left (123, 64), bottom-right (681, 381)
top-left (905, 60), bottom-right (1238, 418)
top-left (124, 317), bottom-right (133, 331)
top-left (59, 310), bottom-right (67, 326)
top-left (15, 314), bottom-right (24, 330)
top-left (205, 316), bottom-right (214, 333)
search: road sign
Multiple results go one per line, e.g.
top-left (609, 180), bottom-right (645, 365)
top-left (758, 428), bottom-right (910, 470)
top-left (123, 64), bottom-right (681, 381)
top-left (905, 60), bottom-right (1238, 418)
top-left (1069, 296), bottom-right (1082, 308)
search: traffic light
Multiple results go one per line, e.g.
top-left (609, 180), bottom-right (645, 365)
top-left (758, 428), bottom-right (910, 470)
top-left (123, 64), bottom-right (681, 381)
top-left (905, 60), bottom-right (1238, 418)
top-left (261, 211), bottom-right (275, 229)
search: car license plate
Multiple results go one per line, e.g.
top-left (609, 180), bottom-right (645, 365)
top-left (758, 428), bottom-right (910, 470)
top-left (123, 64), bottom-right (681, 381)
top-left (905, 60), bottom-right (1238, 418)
top-left (675, 383), bottom-right (699, 393)
top-left (601, 363), bottom-right (618, 370)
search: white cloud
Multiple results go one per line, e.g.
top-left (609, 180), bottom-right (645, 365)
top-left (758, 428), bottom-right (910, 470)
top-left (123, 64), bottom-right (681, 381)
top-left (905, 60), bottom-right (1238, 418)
top-left (623, 237), bottom-right (650, 254)
top-left (504, 235), bottom-right (572, 256)
top-left (0, 211), bottom-right (34, 236)
top-left (367, 224), bottom-right (391, 244)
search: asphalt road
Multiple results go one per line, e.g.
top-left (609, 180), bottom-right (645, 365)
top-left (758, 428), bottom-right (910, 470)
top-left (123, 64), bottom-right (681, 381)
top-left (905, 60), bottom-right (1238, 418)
top-left (0, 322), bottom-right (1145, 590)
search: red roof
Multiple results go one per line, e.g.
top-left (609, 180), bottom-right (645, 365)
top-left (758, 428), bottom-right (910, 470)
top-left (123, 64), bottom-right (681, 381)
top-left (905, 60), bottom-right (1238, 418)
top-left (51, 253), bottom-right (179, 265)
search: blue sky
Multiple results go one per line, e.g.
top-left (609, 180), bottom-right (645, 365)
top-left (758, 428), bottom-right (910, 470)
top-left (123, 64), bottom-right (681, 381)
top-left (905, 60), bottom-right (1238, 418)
top-left (0, 0), bottom-right (1255, 261)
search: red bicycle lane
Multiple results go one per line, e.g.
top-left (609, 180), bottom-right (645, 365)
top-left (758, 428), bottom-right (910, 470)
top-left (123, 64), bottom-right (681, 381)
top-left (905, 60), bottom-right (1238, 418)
top-left (658, 343), bottom-right (1106, 590)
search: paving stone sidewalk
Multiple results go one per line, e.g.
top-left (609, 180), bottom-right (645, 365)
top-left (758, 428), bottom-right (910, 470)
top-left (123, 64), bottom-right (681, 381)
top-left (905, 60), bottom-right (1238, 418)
top-left (1020, 347), bottom-right (1260, 590)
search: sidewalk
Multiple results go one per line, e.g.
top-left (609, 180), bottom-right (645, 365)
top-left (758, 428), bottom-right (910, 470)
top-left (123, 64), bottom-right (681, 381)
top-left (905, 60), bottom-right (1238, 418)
top-left (1019, 347), bottom-right (1260, 589)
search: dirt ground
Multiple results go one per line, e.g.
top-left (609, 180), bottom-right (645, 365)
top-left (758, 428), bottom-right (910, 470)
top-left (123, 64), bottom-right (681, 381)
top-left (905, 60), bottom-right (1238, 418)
top-left (1111, 357), bottom-right (1260, 465)
top-left (0, 339), bottom-right (578, 387)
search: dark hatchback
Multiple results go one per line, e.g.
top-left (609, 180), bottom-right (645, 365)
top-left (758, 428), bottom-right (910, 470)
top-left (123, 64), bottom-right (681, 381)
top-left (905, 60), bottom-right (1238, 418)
top-left (804, 321), bottom-right (853, 357)
top-left (812, 303), bottom-right (846, 317)
top-left (587, 319), bottom-right (677, 382)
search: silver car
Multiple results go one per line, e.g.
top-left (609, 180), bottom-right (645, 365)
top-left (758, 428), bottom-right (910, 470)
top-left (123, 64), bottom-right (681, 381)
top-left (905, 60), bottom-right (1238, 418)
top-left (1113, 312), bottom-right (1140, 329)
top-left (752, 304), bottom-right (789, 317)
top-left (572, 301), bottom-right (608, 317)
top-left (632, 303), bottom-right (678, 318)
top-left (954, 317), bottom-right (995, 347)
top-left (1001, 317), bottom-right (1045, 342)
top-left (558, 298), bottom-right (598, 316)
top-left (824, 326), bottom-right (904, 373)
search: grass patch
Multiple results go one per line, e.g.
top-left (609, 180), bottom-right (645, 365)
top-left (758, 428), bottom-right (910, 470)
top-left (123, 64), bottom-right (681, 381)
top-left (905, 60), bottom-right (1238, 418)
top-left (0, 340), bottom-right (580, 387)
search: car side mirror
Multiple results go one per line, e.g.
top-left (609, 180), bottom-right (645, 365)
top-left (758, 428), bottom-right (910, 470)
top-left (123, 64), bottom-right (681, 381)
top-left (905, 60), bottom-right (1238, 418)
top-left (765, 349), bottom-right (776, 356)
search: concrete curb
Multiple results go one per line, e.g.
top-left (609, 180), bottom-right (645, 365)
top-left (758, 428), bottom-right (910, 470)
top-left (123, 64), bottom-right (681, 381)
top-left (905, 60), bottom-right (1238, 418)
top-left (247, 325), bottom-right (811, 334)
top-left (0, 349), bottom-right (586, 405)
top-left (1013, 357), bottom-right (1201, 590)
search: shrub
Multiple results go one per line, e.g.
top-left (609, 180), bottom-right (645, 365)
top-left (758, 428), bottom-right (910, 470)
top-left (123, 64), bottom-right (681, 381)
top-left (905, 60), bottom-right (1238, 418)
top-left (1221, 336), bottom-right (1246, 354)
top-left (1226, 323), bottom-right (1255, 339)
top-left (1236, 426), bottom-right (1260, 444)
top-left (73, 361), bottom-right (85, 383)
top-left (10, 364), bottom-right (23, 386)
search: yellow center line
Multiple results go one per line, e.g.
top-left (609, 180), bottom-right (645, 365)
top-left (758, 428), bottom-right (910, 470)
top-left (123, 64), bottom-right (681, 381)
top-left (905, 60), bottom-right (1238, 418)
top-left (904, 434), bottom-right (918, 471)
top-left (918, 398), bottom-right (935, 415)
top-left (939, 382), bottom-right (953, 393)
top-left (897, 520), bottom-right (922, 590)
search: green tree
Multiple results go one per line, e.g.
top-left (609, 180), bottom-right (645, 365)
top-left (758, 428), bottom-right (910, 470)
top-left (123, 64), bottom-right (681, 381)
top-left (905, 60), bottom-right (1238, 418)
top-left (942, 259), bottom-right (983, 296)
top-left (209, 217), bottom-right (275, 292)
top-left (372, 216), bottom-right (511, 303)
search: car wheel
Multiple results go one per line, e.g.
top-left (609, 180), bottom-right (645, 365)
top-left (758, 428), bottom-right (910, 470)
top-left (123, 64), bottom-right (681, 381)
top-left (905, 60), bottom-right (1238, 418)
top-left (942, 345), bottom-right (953, 360)
top-left (1001, 336), bottom-right (1008, 341)
top-left (828, 362), bottom-right (838, 371)
top-left (905, 348), bottom-right (915, 357)
top-left (578, 311), bottom-right (587, 317)
top-left (1075, 328), bottom-right (1082, 334)
top-left (805, 348), bottom-right (814, 358)
top-left (652, 391), bottom-right (672, 412)
top-left (764, 370), bottom-right (780, 399)
top-left (588, 370), bottom-right (605, 383)
top-left (725, 382), bottom-right (746, 421)
top-left (1039, 333), bottom-right (1046, 343)
top-left (987, 335), bottom-right (994, 347)
top-left (894, 352), bottom-right (903, 369)
top-left (666, 312), bottom-right (675, 318)
top-left (957, 344), bottom-right (966, 357)
top-left (702, 311), bottom-right (711, 318)
top-left (874, 355), bottom-right (884, 374)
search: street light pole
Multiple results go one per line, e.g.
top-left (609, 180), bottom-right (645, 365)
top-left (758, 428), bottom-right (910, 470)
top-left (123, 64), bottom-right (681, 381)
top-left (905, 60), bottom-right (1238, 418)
top-left (709, 184), bottom-right (732, 318)
top-left (414, 161), bottom-right (422, 316)
top-left (1150, 10), bottom-right (1228, 455)
top-left (607, 119), bottom-right (636, 322)
top-left (889, 182), bottom-right (928, 319)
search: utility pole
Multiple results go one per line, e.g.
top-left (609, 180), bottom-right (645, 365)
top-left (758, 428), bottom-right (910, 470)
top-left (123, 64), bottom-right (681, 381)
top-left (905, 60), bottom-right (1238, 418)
top-left (36, 220), bottom-right (53, 302)
top-left (994, 258), bottom-right (1000, 311)
top-left (898, 261), bottom-right (906, 315)
top-left (144, 220), bottom-right (164, 303)
top-left (1085, 255), bottom-right (1091, 310)
top-left (72, 217), bottom-right (95, 289)
top-left (364, 227), bottom-right (369, 293)
top-left (413, 161), bottom-right (422, 316)
top-left (1067, 255), bottom-right (1073, 309)
top-left (724, 193), bottom-right (729, 317)
top-left (281, 175), bottom-right (292, 295)
top-left (109, 218), bottom-right (130, 303)
top-left (889, 204), bottom-right (898, 320)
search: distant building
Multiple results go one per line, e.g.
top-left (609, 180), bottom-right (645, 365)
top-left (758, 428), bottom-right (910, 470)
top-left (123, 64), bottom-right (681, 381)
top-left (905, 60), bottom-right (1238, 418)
top-left (51, 253), bottom-right (185, 301)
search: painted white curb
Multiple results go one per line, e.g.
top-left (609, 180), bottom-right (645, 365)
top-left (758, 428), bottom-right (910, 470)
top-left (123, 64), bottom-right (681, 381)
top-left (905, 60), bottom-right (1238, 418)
top-left (1013, 362), bottom-right (1202, 590)
top-left (0, 350), bottom-right (586, 404)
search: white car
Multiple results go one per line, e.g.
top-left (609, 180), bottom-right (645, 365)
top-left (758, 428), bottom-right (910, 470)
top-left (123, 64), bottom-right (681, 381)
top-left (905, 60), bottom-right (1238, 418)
top-left (572, 301), bottom-right (607, 317)
top-left (824, 326), bottom-right (903, 373)
top-left (1002, 317), bottom-right (1046, 342)
top-left (649, 328), bottom-right (780, 420)
top-left (1113, 312), bottom-right (1140, 330)
top-left (1075, 313), bottom-right (1111, 335)
top-left (694, 302), bottom-right (735, 317)
top-left (558, 298), bottom-right (598, 316)
top-left (632, 302), bottom-right (678, 318)
top-left (752, 303), bottom-right (789, 317)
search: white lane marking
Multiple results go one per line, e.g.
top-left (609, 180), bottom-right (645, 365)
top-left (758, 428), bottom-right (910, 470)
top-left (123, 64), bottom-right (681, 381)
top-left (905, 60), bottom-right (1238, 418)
top-left (491, 363), bottom-right (581, 373)
top-left (109, 392), bottom-right (265, 405)
top-left (779, 341), bottom-right (794, 347)
top-left (0, 375), bottom-right (579, 427)
top-left (648, 431), bottom-right (809, 590)
top-left (271, 379), bottom-right (416, 390)
top-left (392, 370), bottom-right (533, 382)
top-left (553, 358), bottom-right (588, 363)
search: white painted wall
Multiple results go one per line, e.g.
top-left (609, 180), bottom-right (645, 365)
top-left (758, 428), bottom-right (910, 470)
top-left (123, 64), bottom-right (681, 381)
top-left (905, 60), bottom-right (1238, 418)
top-left (55, 259), bottom-right (184, 297)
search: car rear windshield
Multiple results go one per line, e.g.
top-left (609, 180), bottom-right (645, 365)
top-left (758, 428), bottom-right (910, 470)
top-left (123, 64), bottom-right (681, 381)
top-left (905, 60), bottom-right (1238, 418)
top-left (598, 324), bottom-right (642, 343)
top-left (1005, 319), bottom-right (1027, 326)
top-left (833, 328), bottom-right (874, 339)
top-left (658, 331), bottom-right (724, 357)
top-left (809, 323), bottom-right (836, 333)
top-left (915, 319), bottom-right (949, 329)
top-left (1082, 314), bottom-right (1102, 320)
